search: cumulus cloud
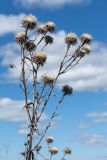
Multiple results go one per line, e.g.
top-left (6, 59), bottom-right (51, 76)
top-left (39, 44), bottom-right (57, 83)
top-left (0, 14), bottom-right (26, 36)
top-left (0, 13), bottom-right (106, 91)
top-left (71, 134), bottom-right (107, 147)
top-left (16, 0), bottom-right (92, 8)
top-left (0, 98), bottom-right (48, 122)
top-left (0, 29), bottom-right (107, 91)
top-left (0, 98), bottom-right (25, 121)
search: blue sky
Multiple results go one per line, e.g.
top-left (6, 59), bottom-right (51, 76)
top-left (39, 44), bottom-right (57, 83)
top-left (0, 0), bottom-right (107, 160)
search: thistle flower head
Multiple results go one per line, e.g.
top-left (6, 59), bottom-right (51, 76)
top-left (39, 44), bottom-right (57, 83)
top-left (25, 41), bottom-right (36, 52)
top-left (81, 44), bottom-right (91, 54)
top-left (62, 85), bottom-right (73, 96)
top-left (65, 33), bottom-right (77, 46)
top-left (48, 147), bottom-right (58, 155)
top-left (76, 49), bottom-right (86, 58)
top-left (22, 15), bottom-right (37, 30)
top-left (35, 145), bottom-right (41, 152)
top-left (45, 35), bottom-right (53, 44)
top-left (15, 32), bottom-right (27, 44)
top-left (46, 136), bottom-right (54, 144)
top-left (64, 147), bottom-right (72, 155)
top-left (42, 74), bottom-right (54, 86)
top-left (32, 51), bottom-right (47, 66)
top-left (45, 21), bottom-right (55, 32)
top-left (80, 33), bottom-right (92, 44)
top-left (36, 24), bottom-right (47, 34)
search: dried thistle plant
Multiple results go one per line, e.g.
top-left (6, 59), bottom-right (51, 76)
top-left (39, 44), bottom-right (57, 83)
top-left (14, 14), bottom-right (92, 160)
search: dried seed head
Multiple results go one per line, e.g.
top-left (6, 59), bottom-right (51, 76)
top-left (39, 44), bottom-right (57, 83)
top-left (45, 35), bottom-right (53, 44)
top-left (42, 74), bottom-right (54, 86)
top-left (80, 33), bottom-right (92, 44)
top-left (32, 51), bottom-right (47, 66)
top-left (62, 85), bottom-right (73, 96)
top-left (45, 21), bottom-right (55, 32)
top-left (15, 32), bottom-right (27, 44)
top-left (21, 152), bottom-right (26, 156)
top-left (76, 49), bottom-right (86, 58)
top-left (46, 136), bottom-right (54, 144)
top-left (65, 33), bottom-right (77, 46)
top-left (64, 147), bottom-right (72, 155)
top-left (25, 41), bottom-right (36, 52)
top-left (36, 24), bottom-right (47, 34)
top-left (9, 64), bottom-right (15, 69)
top-left (48, 147), bottom-right (58, 155)
top-left (35, 145), bottom-right (41, 152)
top-left (81, 44), bottom-right (91, 54)
top-left (22, 15), bottom-right (37, 30)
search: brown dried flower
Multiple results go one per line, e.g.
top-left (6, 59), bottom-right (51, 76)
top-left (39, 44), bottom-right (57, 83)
top-left (64, 147), bottom-right (72, 155)
top-left (42, 74), bottom-right (54, 86)
top-left (15, 32), bottom-right (27, 44)
top-left (25, 41), bottom-right (36, 52)
top-left (65, 33), bottom-right (77, 46)
top-left (22, 15), bottom-right (37, 30)
top-left (62, 85), bottom-right (73, 96)
top-left (45, 21), bottom-right (55, 32)
top-left (81, 44), bottom-right (91, 54)
top-left (80, 33), bottom-right (92, 44)
top-left (46, 136), bottom-right (54, 144)
top-left (76, 49), bottom-right (86, 58)
top-left (35, 145), bottom-right (41, 152)
top-left (45, 35), bottom-right (53, 44)
top-left (32, 51), bottom-right (47, 66)
top-left (36, 24), bottom-right (47, 34)
top-left (48, 147), bottom-right (58, 155)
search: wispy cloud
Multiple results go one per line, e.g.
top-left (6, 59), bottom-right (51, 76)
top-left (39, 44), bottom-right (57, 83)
top-left (71, 134), bottom-right (107, 148)
top-left (85, 112), bottom-right (107, 118)
top-left (78, 112), bottom-right (107, 129)
top-left (16, 0), bottom-right (92, 8)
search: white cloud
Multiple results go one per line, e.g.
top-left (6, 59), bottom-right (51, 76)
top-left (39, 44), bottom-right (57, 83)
top-left (77, 122), bottom-right (92, 129)
top-left (16, 0), bottom-right (92, 8)
top-left (77, 112), bottom-right (107, 129)
top-left (0, 14), bottom-right (25, 36)
top-left (0, 98), bottom-right (25, 121)
top-left (85, 112), bottom-right (107, 118)
top-left (0, 97), bottom-right (48, 122)
top-left (71, 134), bottom-right (107, 147)
top-left (1, 29), bottom-right (107, 91)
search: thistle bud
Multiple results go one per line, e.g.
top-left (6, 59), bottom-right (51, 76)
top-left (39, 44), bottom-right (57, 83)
top-left (42, 74), bottom-right (54, 86)
top-left (46, 136), bottom-right (54, 144)
top-left (45, 21), bottom-right (55, 32)
top-left (22, 15), bottom-right (37, 30)
top-left (35, 145), bottom-right (41, 152)
top-left (76, 49), bottom-right (86, 58)
top-left (81, 44), bottom-right (91, 54)
top-left (15, 32), bottom-right (27, 44)
top-left (64, 147), bottom-right (72, 155)
top-left (45, 35), bottom-right (53, 44)
top-left (62, 85), bottom-right (73, 96)
top-left (80, 33), bottom-right (92, 44)
top-left (25, 41), bottom-right (36, 52)
top-left (36, 24), bottom-right (47, 34)
top-left (32, 51), bottom-right (47, 66)
top-left (65, 33), bottom-right (77, 46)
top-left (48, 147), bottom-right (58, 155)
